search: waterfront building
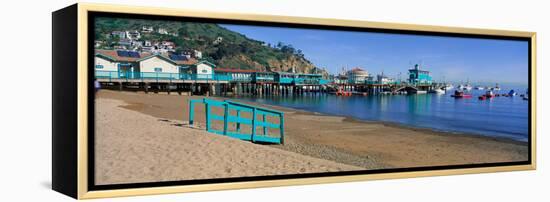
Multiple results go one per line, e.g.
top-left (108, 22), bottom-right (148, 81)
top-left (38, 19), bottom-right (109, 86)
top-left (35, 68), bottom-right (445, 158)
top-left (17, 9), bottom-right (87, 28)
top-left (408, 64), bottom-right (432, 85)
top-left (137, 54), bottom-right (180, 79)
top-left (333, 74), bottom-right (348, 84)
top-left (275, 72), bottom-right (296, 84)
top-left (346, 67), bottom-right (370, 84)
top-left (254, 72), bottom-right (276, 83)
top-left (215, 68), bottom-right (255, 82)
top-left (377, 72), bottom-right (395, 84)
top-left (94, 49), bottom-right (327, 86)
top-left (347, 67), bottom-right (366, 84)
top-left (95, 50), bottom-right (151, 79)
top-left (95, 50), bottom-right (197, 79)
top-left (191, 61), bottom-right (216, 80)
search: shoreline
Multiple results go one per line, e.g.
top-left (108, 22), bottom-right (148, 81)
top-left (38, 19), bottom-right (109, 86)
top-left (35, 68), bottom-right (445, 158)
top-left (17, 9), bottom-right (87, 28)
top-left (97, 90), bottom-right (528, 169)
top-left (227, 96), bottom-right (528, 144)
top-left (225, 96), bottom-right (528, 145)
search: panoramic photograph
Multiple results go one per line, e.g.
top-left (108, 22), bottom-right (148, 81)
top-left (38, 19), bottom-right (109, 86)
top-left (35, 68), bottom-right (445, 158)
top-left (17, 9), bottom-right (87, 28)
top-left (93, 17), bottom-right (529, 186)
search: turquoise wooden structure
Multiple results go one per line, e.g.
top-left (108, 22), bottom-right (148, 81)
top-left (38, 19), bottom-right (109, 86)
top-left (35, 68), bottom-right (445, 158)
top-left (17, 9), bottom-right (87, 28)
top-left (188, 98), bottom-right (285, 144)
top-left (95, 70), bottom-right (231, 82)
top-left (96, 70), bottom-right (328, 85)
top-left (253, 72), bottom-right (276, 83)
top-left (408, 64), bottom-right (432, 85)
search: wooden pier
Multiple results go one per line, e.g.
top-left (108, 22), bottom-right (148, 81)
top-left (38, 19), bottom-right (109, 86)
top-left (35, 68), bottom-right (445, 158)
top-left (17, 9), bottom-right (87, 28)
top-left (96, 70), bottom-right (445, 96)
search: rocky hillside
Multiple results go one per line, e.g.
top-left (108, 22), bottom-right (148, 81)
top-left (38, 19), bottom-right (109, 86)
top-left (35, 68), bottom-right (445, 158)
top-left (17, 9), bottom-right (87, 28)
top-left (94, 17), bottom-right (326, 75)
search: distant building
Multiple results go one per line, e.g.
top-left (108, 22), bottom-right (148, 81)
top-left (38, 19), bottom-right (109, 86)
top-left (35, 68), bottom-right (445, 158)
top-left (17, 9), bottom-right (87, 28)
top-left (347, 67), bottom-right (370, 84)
top-left (125, 30), bottom-right (141, 40)
top-left (94, 40), bottom-right (104, 48)
top-left (333, 74), bottom-right (348, 84)
top-left (144, 40), bottom-right (152, 47)
top-left (161, 41), bottom-right (175, 49)
top-left (118, 38), bottom-right (132, 47)
top-left (193, 50), bottom-right (202, 59)
top-left (376, 72), bottom-right (395, 84)
top-left (408, 64), bottom-right (432, 85)
top-left (157, 28), bottom-right (168, 35)
top-left (142, 26), bottom-right (154, 33)
top-left (213, 36), bottom-right (223, 44)
top-left (132, 41), bottom-right (143, 47)
top-left (111, 31), bottom-right (126, 39)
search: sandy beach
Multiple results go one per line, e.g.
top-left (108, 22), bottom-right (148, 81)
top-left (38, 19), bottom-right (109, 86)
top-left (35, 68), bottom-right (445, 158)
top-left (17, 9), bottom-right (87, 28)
top-left (95, 97), bottom-right (361, 185)
top-left (95, 90), bottom-right (528, 185)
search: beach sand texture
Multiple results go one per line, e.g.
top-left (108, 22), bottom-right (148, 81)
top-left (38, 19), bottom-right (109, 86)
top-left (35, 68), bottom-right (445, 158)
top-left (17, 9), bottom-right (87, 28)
top-left (95, 98), bottom-right (361, 185)
top-left (95, 90), bottom-right (528, 185)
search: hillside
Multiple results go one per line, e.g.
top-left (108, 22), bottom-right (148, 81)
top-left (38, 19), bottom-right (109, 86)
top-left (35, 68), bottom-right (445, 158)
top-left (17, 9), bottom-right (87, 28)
top-left (94, 17), bottom-right (326, 75)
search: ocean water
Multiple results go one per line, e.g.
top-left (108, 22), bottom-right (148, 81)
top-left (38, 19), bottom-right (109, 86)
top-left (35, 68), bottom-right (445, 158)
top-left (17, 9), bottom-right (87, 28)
top-left (230, 86), bottom-right (530, 142)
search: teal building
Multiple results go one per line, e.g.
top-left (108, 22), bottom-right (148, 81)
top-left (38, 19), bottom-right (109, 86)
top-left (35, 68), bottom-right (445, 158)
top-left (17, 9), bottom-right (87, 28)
top-left (408, 64), bottom-right (432, 85)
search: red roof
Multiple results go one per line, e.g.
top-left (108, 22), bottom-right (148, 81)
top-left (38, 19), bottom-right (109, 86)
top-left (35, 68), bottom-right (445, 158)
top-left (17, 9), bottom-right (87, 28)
top-left (350, 67), bottom-right (366, 72)
top-left (214, 68), bottom-right (258, 73)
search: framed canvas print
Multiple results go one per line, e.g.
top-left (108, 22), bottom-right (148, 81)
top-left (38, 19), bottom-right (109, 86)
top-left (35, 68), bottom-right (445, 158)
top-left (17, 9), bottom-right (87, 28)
top-left (52, 3), bottom-right (536, 199)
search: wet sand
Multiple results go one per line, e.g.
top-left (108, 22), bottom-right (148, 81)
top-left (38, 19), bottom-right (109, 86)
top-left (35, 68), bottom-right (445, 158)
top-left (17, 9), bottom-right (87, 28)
top-left (96, 90), bottom-right (528, 183)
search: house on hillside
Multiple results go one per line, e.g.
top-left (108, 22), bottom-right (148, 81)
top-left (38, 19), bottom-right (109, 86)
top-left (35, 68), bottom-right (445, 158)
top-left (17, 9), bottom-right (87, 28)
top-left (125, 31), bottom-right (141, 40)
top-left (158, 28), bottom-right (168, 35)
top-left (142, 26), bottom-right (154, 33)
top-left (111, 31), bottom-right (126, 39)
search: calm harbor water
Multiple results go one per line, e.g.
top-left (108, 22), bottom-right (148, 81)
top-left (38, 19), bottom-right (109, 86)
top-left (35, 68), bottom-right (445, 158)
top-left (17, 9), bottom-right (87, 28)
top-left (230, 86), bottom-right (529, 142)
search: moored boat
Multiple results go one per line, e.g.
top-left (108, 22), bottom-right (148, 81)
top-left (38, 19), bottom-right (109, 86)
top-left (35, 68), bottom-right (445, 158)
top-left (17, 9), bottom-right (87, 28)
top-left (491, 83), bottom-right (501, 91)
top-left (443, 83), bottom-right (454, 90)
top-left (429, 88), bottom-right (445, 94)
top-left (463, 84), bottom-right (473, 91)
top-left (451, 90), bottom-right (472, 98)
top-left (485, 90), bottom-right (496, 98)
top-left (508, 89), bottom-right (517, 96)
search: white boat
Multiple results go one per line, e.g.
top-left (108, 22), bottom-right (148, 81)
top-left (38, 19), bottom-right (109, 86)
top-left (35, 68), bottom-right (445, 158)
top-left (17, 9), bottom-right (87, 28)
top-left (463, 84), bottom-right (473, 91)
top-left (443, 84), bottom-right (454, 90)
top-left (474, 86), bottom-right (484, 90)
top-left (429, 88), bottom-right (445, 94)
top-left (415, 90), bottom-right (427, 94)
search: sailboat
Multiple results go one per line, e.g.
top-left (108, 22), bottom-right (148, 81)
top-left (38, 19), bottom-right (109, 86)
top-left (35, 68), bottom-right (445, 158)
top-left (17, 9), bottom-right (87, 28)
top-left (443, 83), bottom-right (454, 90)
top-left (491, 83), bottom-right (501, 91)
top-left (463, 84), bottom-right (472, 91)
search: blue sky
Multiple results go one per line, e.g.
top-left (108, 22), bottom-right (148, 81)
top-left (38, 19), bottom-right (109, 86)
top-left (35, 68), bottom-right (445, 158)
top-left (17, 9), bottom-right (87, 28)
top-left (221, 24), bottom-right (529, 85)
